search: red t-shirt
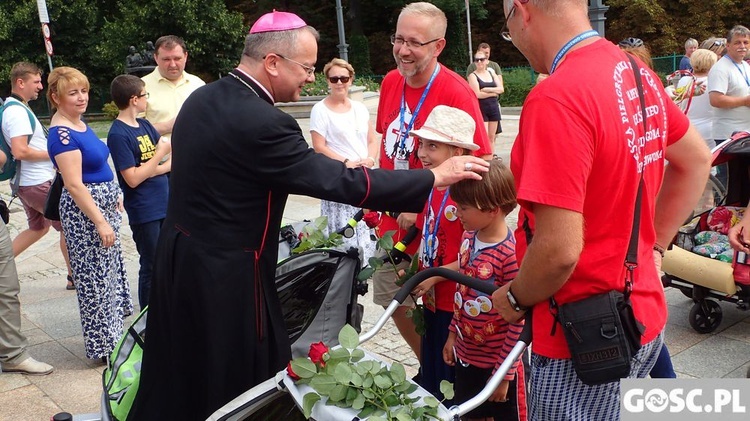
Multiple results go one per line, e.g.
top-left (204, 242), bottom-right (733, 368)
top-left (415, 187), bottom-right (463, 312)
top-left (510, 40), bottom-right (690, 359)
top-left (451, 231), bottom-right (523, 377)
top-left (374, 66), bottom-right (492, 256)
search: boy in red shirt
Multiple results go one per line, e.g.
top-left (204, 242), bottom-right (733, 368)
top-left (408, 105), bottom-right (480, 403)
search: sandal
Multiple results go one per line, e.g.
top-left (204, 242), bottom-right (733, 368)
top-left (66, 275), bottom-right (75, 290)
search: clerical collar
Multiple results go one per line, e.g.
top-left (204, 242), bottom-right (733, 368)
top-left (232, 68), bottom-right (274, 102)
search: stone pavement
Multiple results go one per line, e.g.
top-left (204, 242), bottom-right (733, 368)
top-left (1, 103), bottom-right (749, 420)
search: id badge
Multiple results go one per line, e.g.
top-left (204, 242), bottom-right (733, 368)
top-left (394, 159), bottom-right (409, 170)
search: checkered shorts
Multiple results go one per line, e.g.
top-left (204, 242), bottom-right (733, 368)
top-left (528, 333), bottom-right (663, 420)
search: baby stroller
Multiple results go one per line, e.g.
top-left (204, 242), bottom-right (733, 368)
top-left (661, 130), bottom-right (750, 333)
top-left (54, 215), bottom-right (369, 421)
top-left (206, 267), bottom-right (531, 421)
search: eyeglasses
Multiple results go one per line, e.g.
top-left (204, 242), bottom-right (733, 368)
top-left (500, 0), bottom-right (530, 42)
top-left (390, 34), bottom-right (441, 50)
top-left (328, 76), bottom-right (350, 84)
top-left (273, 53), bottom-right (316, 76)
top-left (473, 57), bottom-right (487, 62)
top-left (134, 92), bottom-right (149, 99)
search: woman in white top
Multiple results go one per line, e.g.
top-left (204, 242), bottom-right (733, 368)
top-left (678, 49), bottom-right (718, 149)
top-left (310, 59), bottom-right (378, 261)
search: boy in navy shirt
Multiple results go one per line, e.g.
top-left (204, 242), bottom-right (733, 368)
top-left (107, 74), bottom-right (171, 308)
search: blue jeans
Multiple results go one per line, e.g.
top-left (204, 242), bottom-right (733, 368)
top-left (131, 219), bottom-right (163, 308)
top-left (649, 343), bottom-right (676, 378)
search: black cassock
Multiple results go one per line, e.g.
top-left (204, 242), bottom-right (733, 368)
top-left (129, 70), bottom-right (434, 420)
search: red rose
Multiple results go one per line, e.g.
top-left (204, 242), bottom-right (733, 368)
top-left (362, 211), bottom-right (381, 228)
top-left (308, 341), bottom-right (328, 366)
top-left (286, 361), bottom-right (300, 380)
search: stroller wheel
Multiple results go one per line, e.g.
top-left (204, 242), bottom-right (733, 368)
top-left (689, 300), bottom-right (723, 334)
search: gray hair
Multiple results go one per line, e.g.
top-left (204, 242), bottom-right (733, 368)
top-left (685, 38), bottom-right (698, 48)
top-left (400, 2), bottom-right (447, 38)
top-left (242, 26), bottom-right (320, 60)
top-left (727, 25), bottom-right (750, 44)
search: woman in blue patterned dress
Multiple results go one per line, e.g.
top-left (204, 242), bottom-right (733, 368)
top-left (46, 67), bottom-right (132, 361)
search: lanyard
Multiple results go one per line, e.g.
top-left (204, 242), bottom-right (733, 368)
top-left (422, 187), bottom-right (450, 266)
top-left (398, 64), bottom-right (441, 154)
top-left (550, 30), bottom-right (599, 74)
top-left (727, 56), bottom-right (750, 87)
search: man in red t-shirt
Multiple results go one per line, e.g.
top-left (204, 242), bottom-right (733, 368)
top-left (371, 1), bottom-right (492, 363)
top-left (491, 0), bottom-right (712, 419)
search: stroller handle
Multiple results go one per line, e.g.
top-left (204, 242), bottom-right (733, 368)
top-left (394, 267), bottom-right (498, 301)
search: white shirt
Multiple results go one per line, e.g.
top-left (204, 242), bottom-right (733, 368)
top-left (707, 56), bottom-right (750, 140)
top-left (679, 75), bottom-right (715, 147)
top-left (309, 100), bottom-right (370, 160)
top-left (1, 97), bottom-right (55, 186)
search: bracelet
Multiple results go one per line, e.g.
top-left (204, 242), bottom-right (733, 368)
top-left (366, 156), bottom-right (376, 165)
top-left (653, 244), bottom-right (666, 257)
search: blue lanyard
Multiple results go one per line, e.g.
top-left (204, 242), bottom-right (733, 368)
top-left (398, 64), bottom-right (441, 153)
top-left (422, 187), bottom-right (450, 266)
top-left (550, 30), bottom-right (599, 74)
top-left (727, 56), bottom-right (750, 87)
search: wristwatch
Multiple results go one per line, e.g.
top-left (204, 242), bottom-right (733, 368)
top-left (506, 287), bottom-right (529, 312)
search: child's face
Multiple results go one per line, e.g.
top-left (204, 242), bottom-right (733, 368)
top-left (456, 203), bottom-right (495, 232)
top-left (134, 89), bottom-right (148, 114)
top-left (417, 139), bottom-right (461, 168)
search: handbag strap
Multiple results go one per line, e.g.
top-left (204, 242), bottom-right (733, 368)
top-left (624, 54), bottom-right (649, 299)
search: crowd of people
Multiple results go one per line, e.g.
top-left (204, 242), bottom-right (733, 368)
top-left (0, 1), bottom-right (747, 420)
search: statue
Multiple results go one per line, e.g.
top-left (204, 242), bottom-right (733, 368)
top-left (141, 41), bottom-right (156, 66)
top-left (126, 46), bottom-right (144, 69)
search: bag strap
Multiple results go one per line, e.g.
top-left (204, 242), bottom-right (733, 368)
top-left (624, 54), bottom-right (649, 299)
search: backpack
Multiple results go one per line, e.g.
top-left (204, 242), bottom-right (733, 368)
top-left (0, 100), bottom-right (37, 193)
top-left (102, 307), bottom-right (147, 421)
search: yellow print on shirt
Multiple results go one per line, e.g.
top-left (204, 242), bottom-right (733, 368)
top-left (137, 134), bottom-right (156, 160)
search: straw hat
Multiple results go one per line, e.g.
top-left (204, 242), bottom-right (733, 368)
top-left (250, 10), bottom-right (307, 34)
top-left (409, 105), bottom-right (479, 151)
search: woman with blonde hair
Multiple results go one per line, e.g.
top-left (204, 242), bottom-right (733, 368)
top-left (46, 66), bottom-right (132, 362)
top-left (310, 58), bottom-right (378, 261)
top-left (678, 49), bottom-right (718, 147)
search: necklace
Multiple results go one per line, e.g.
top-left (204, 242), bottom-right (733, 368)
top-left (228, 71), bottom-right (261, 98)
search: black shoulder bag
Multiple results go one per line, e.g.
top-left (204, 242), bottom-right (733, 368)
top-left (555, 55), bottom-right (649, 386)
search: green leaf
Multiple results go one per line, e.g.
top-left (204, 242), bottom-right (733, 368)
top-left (350, 372), bottom-right (363, 387)
top-left (384, 393), bottom-right (400, 407)
top-left (396, 411), bottom-right (412, 421)
top-left (302, 392), bottom-right (320, 419)
top-left (346, 387), bottom-right (357, 403)
top-left (350, 348), bottom-right (365, 361)
top-left (440, 380), bottom-right (455, 400)
top-left (423, 396), bottom-right (440, 408)
top-left (357, 266), bottom-right (375, 281)
top-left (352, 392), bottom-right (366, 410)
top-left (363, 374), bottom-right (374, 389)
top-left (389, 363), bottom-right (406, 384)
top-left (374, 374), bottom-right (392, 389)
top-left (378, 234), bottom-right (394, 251)
top-left (362, 388), bottom-right (375, 399)
top-left (329, 384), bottom-right (348, 402)
top-left (290, 358), bottom-right (318, 379)
top-left (411, 406), bottom-right (426, 419)
top-left (333, 363), bottom-right (353, 384)
top-left (395, 381), bottom-right (412, 393)
top-left (357, 405), bottom-right (375, 418)
top-left (327, 347), bottom-right (351, 360)
top-left (406, 383), bottom-right (419, 394)
top-left (309, 374), bottom-right (337, 395)
top-left (338, 324), bottom-right (360, 350)
top-left (369, 416), bottom-right (387, 421)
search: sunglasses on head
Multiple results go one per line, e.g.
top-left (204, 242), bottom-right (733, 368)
top-left (328, 76), bottom-right (350, 84)
top-left (474, 57), bottom-right (487, 62)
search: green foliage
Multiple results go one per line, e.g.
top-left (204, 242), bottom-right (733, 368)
top-left (291, 216), bottom-right (344, 253)
top-left (499, 68), bottom-right (537, 107)
top-left (102, 101), bottom-right (119, 120)
top-left (289, 324), bottom-right (453, 420)
top-left (349, 34), bottom-right (373, 76)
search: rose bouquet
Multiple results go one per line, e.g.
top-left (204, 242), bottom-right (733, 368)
top-left (287, 324), bottom-right (453, 420)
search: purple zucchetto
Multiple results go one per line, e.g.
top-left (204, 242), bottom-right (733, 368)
top-left (249, 10), bottom-right (307, 34)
